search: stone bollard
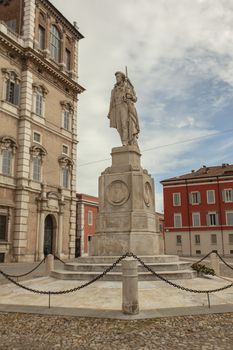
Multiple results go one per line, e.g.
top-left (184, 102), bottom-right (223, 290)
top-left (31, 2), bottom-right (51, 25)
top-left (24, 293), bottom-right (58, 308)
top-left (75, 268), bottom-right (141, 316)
top-left (45, 254), bottom-right (54, 275)
top-left (122, 257), bottom-right (139, 315)
top-left (210, 252), bottom-right (220, 276)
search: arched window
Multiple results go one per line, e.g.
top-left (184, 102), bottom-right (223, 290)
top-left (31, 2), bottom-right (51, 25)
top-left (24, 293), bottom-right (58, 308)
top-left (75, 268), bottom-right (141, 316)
top-left (50, 25), bottom-right (60, 62)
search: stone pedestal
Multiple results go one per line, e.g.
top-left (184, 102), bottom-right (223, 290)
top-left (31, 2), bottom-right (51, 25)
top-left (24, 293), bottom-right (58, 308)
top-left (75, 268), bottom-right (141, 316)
top-left (91, 145), bottom-right (160, 256)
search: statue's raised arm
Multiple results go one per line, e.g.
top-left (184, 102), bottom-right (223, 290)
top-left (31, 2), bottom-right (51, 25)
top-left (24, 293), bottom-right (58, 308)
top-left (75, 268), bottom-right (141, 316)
top-left (108, 71), bottom-right (140, 147)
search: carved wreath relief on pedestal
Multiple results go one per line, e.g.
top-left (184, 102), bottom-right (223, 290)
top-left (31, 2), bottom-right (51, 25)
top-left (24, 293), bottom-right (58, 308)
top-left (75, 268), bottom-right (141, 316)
top-left (144, 181), bottom-right (153, 207)
top-left (106, 180), bottom-right (130, 206)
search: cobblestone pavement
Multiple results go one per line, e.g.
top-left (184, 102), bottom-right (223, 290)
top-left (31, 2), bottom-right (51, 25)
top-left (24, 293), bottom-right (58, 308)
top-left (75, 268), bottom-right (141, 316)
top-left (0, 312), bottom-right (232, 350)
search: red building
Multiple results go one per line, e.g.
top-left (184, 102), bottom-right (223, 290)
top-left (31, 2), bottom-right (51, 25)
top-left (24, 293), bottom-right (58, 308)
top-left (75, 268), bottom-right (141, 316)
top-left (76, 194), bottom-right (99, 256)
top-left (161, 164), bottom-right (233, 256)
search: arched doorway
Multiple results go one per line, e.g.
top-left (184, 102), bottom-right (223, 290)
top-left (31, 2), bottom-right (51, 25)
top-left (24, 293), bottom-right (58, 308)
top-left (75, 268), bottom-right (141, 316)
top-left (44, 215), bottom-right (54, 256)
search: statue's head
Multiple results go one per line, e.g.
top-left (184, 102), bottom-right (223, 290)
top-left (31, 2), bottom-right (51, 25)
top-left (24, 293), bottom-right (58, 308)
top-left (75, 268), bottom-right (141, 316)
top-left (115, 71), bottom-right (125, 84)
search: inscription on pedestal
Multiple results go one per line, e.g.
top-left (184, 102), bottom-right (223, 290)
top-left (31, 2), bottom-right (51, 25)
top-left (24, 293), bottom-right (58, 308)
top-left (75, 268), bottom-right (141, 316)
top-left (106, 180), bottom-right (130, 206)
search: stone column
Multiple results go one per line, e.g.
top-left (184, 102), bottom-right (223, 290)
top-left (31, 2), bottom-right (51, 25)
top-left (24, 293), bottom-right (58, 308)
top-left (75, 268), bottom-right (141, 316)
top-left (45, 254), bottom-right (54, 275)
top-left (122, 257), bottom-right (139, 315)
top-left (210, 252), bottom-right (220, 276)
top-left (57, 210), bottom-right (64, 257)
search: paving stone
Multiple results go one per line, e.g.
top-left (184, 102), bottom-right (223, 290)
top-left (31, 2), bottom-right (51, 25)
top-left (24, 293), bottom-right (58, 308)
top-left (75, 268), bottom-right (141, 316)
top-left (0, 312), bottom-right (233, 349)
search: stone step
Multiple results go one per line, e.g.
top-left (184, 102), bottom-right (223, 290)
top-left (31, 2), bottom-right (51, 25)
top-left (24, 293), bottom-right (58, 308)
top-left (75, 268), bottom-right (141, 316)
top-left (64, 261), bottom-right (191, 272)
top-left (74, 255), bottom-right (180, 264)
top-left (51, 269), bottom-right (196, 281)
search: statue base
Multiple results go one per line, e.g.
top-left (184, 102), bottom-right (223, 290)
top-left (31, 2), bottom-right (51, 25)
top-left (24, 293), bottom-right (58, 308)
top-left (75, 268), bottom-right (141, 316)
top-left (91, 145), bottom-right (160, 256)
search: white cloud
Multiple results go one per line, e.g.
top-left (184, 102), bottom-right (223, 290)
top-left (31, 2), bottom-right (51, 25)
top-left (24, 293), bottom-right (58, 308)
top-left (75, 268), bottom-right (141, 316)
top-left (52, 0), bottom-right (233, 209)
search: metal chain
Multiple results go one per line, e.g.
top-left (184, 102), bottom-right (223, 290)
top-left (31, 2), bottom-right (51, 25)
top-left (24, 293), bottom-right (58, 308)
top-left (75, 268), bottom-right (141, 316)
top-left (0, 251), bottom-right (232, 296)
top-left (215, 251), bottom-right (233, 271)
top-left (54, 255), bottom-right (66, 264)
top-left (0, 254), bottom-right (128, 295)
top-left (193, 251), bottom-right (213, 265)
top-left (0, 257), bottom-right (46, 279)
top-left (128, 252), bottom-right (233, 294)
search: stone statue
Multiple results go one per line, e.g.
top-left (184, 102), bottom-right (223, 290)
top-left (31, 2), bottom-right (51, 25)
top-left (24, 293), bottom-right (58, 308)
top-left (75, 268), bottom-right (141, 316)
top-left (107, 71), bottom-right (140, 146)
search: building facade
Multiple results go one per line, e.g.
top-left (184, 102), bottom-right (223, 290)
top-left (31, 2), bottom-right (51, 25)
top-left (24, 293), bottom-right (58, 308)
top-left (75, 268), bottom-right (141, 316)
top-left (76, 193), bottom-right (99, 256)
top-left (161, 164), bottom-right (233, 257)
top-left (0, 0), bottom-right (84, 262)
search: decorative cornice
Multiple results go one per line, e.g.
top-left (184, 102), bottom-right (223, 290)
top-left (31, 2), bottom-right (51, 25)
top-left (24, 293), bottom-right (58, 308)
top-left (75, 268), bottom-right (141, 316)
top-left (36, 0), bottom-right (84, 40)
top-left (58, 155), bottom-right (73, 168)
top-left (0, 31), bottom-right (85, 95)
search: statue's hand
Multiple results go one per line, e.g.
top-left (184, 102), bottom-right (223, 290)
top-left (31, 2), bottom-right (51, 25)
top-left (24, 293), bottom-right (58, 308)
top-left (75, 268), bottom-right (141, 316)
top-left (126, 93), bottom-right (133, 99)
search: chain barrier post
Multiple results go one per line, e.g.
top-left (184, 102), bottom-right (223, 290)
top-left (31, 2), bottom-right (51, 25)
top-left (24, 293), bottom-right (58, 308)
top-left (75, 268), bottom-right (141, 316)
top-left (207, 292), bottom-right (210, 308)
top-left (122, 256), bottom-right (139, 315)
top-left (45, 254), bottom-right (54, 275)
top-left (210, 251), bottom-right (220, 276)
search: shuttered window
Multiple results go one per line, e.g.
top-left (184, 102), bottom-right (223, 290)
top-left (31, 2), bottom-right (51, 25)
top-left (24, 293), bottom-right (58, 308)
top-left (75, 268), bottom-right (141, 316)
top-left (174, 214), bottom-right (182, 228)
top-left (211, 234), bottom-right (217, 245)
top-left (173, 193), bottom-right (181, 206)
top-left (32, 157), bottom-right (41, 181)
top-left (195, 235), bottom-right (200, 245)
top-left (189, 191), bottom-right (201, 205)
top-left (2, 149), bottom-right (12, 175)
top-left (192, 213), bottom-right (200, 227)
top-left (226, 212), bottom-right (233, 226)
top-left (6, 79), bottom-right (20, 105)
top-left (62, 167), bottom-right (69, 188)
top-left (207, 190), bottom-right (215, 204)
top-left (222, 189), bottom-right (233, 203)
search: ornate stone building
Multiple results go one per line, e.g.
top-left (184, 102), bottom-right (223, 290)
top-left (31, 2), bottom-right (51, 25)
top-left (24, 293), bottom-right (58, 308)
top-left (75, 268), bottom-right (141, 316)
top-left (0, 0), bottom-right (84, 262)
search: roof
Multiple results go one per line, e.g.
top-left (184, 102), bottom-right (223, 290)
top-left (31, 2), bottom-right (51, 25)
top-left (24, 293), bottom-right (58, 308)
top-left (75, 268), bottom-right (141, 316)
top-left (40, 0), bottom-right (84, 40)
top-left (161, 163), bottom-right (233, 183)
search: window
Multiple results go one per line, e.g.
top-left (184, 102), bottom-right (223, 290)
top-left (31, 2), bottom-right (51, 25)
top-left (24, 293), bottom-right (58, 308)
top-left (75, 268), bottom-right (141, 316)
top-left (174, 213), bottom-right (182, 228)
top-left (0, 215), bottom-right (7, 241)
top-left (211, 234), bottom-right (217, 245)
top-left (35, 93), bottom-right (43, 116)
top-left (63, 110), bottom-right (70, 130)
top-left (38, 25), bottom-right (45, 50)
top-left (196, 250), bottom-right (201, 255)
top-left (229, 234), bottom-right (233, 244)
top-left (30, 145), bottom-right (47, 182)
top-left (62, 145), bottom-right (68, 155)
top-left (62, 167), bottom-right (69, 188)
top-left (33, 132), bottom-right (41, 143)
top-left (32, 84), bottom-right (48, 118)
top-left (176, 235), bottom-right (182, 245)
top-left (6, 79), bottom-right (20, 105)
top-left (0, 137), bottom-right (17, 176)
top-left (59, 155), bottom-right (72, 189)
top-left (192, 212), bottom-right (200, 227)
top-left (2, 69), bottom-right (20, 106)
top-left (195, 234), bottom-right (200, 245)
top-left (50, 25), bottom-right (60, 62)
top-left (65, 49), bottom-right (71, 70)
top-left (32, 157), bottom-right (41, 181)
top-left (207, 212), bottom-right (218, 226)
top-left (173, 193), bottom-right (181, 206)
top-left (88, 210), bottom-right (93, 226)
top-left (190, 191), bottom-right (201, 205)
top-left (207, 190), bottom-right (215, 204)
top-left (223, 189), bottom-right (233, 203)
top-left (2, 149), bottom-right (12, 175)
top-left (226, 212), bottom-right (233, 226)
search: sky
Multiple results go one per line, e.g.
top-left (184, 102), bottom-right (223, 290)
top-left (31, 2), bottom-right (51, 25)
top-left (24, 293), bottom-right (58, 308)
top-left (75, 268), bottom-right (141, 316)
top-left (52, 0), bottom-right (233, 212)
